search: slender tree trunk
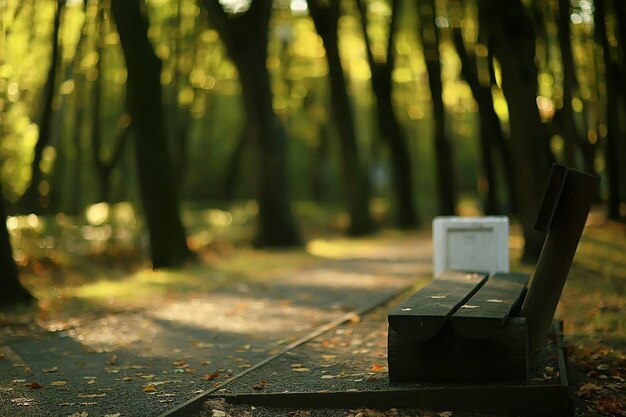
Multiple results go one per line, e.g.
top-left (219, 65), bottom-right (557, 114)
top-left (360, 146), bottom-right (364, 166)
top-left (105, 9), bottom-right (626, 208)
top-left (356, 0), bottom-right (418, 229)
top-left (92, 11), bottom-right (105, 201)
top-left (557, 0), bottom-right (584, 168)
top-left (203, 0), bottom-right (300, 246)
top-left (482, 0), bottom-right (551, 262)
top-left (110, 0), bottom-right (191, 268)
top-left (417, 0), bottom-right (457, 215)
top-left (452, 26), bottom-right (499, 214)
top-left (595, 0), bottom-right (622, 220)
top-left (19, 0), bottom-right (64, 213)
top-left (309, 0), bottom-right (374, 235)
top-left (312, 121), bottom-right (330, 202)
top-left (615, 0), bottom-right (626, 210)
top-left (222, 129), bottom-right (247, 200)
top-left (91, 13), bottom-right (131, 205)
top-left (0, 184), bottom-right (34, 307)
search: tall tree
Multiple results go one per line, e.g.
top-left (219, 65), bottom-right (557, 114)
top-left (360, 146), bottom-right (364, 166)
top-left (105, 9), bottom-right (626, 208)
top-left (416, 0), bottom-right (457, 215)
top-left (110, 0), bottom-right (192, 268)
top-left (556, 0), bottom-right (583, 168)
top-left (595, 0), bottom-right (622, 220)
top-left (0, 184), bottom-right (34, 307)
top-left (481, 0), bottom-right (551, 261)
top-left (449, 0), bottom-right (516, 214)
top-left (92, 5), bottom-right (130, 203)
top-left (308, 0), bottom-right (375, 235)
top-left (356, 0), bottom-right (418, 229)
top-left (201, 0), bottom-right (301, 246)
top-left (19, 0), bottom-right (64, 213)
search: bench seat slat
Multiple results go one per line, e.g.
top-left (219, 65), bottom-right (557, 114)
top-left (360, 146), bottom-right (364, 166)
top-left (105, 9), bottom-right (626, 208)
top-left (388, 271), bottom-right (488, 341)
top-left (452, 273), bottom-right (529, 339)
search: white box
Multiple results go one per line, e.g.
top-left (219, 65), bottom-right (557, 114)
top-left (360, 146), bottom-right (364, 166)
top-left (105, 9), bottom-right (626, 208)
top-left (433, 216), bottom-right (509, 278)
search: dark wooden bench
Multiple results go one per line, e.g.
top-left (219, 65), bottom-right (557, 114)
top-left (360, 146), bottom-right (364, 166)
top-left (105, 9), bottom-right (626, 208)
top-left (388, 164), bottom-right (598, 384)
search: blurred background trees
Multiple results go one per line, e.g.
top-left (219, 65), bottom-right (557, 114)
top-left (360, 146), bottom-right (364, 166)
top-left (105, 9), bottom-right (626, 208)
top-left (2, 0), bottom-right (626, 296)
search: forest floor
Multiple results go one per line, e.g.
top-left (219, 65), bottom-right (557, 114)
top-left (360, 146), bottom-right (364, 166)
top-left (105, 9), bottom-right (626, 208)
top-left (0, 206), bottom-right (624, 417)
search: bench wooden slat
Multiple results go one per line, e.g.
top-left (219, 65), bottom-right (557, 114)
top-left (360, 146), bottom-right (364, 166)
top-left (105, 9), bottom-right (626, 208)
top-left (388, 271), bottom-right (488, 341)
top-left (451, 273), bottom-right (529, 339)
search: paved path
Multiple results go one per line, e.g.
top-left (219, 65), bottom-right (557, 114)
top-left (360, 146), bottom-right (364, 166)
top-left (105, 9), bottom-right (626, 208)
top-left (0, 234), bottom-right (432, 417)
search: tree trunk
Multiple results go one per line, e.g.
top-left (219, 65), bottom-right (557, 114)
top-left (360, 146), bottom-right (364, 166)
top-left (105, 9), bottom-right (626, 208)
top-left (0, 184), bottom-right (34, 307)
top-left (356, 0), bottom-right (418, 229)
top-left (203, 0), bottom-right (301, 246)
top-left (595, 0), bottom-right (622, 220)
top-left (19, 0), bottom-right (64, 213)
top-left (417, 0), bottom-right (457, 215)
top-left (615, 0), bottom-right (626, 210)
top-left (482, 0), bottom-right (551, 262)
top-left (222, 129), bottom-right (247, 201)
top-left (309, 0), bottom-right (374, 235)
top-left (452, 26), bottom-right (499, 214)
top-left (110, 0), bottom-right (191, 268)
top-left (556, 0), bottom-right (581, 167)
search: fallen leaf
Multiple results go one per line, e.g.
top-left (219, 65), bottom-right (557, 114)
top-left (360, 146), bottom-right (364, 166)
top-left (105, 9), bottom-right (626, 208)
top-left (592, 396), bottom-right (623, 414)
top-left (201, 371), bottom-right (220, 381)
top-left (42, 367), bottom-right (58, 373)
top-left (104, 414), bottom-right (121, 417)
top-left (24, 382), bottom-right (42, 389)
top-left (10, 397), bottom-right (34, 406)
top-left (439, 412), bottom-right (453, 417)
top-left (292, 367), bottom-right (310, 372)
top-left (50, 381), bottom-right (67, 386)
top-left (87, 379), bottom-right (96, 384)
top-left (577, 383), bottom-right (604, 397)
top-left (252, 379), bottom-right (267, 391)
top-left (24, 367), bottom-right (31, 375)
top-left (370, 363), bottom-right (385, 372)
top-left (143, 385), bottom-right (157, 392)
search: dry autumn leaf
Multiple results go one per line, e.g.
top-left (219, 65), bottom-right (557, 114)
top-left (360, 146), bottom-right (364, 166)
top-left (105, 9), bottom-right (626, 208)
top-left (50, 381), bottom-right (67, 386)
top-left (143, 385), bottom-right (157, 392)
top-left (25, 382), bottom-right (42, 389)
top-left (201, 371), bottom-right (220, 381)
top-left (252, 379), bottom-right (267, 391)
top-left (42, 367), bottom-right (58, 373)
top-left (577, 382), bottom-right (604, 396)
top-left (370, 363), bottom-right (385, 372)
top-left (592, 396), bottom-right (624, 414)
top-left (78, 393), bottom-right (106, 398)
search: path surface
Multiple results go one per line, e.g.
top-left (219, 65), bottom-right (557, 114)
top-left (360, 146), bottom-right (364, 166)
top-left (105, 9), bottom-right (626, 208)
top-left (0, 234), bottom-right (432, 417)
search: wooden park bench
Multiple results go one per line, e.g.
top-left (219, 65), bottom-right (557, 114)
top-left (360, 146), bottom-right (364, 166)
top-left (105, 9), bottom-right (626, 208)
top-left (388, 164), bottom-right (599, 384)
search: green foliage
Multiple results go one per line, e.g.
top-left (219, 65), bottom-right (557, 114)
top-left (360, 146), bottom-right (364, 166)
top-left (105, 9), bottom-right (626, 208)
top-left (1, 0), bottom-right (624, 221)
